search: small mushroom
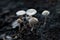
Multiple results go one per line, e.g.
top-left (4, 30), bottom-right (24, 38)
top-left (26, 9), bottom-right (37, 16)
top-left (16, 10), bottom-right (26, 32)
top-left (28, 17), bottom-right (39, 31)
top-left (42, 10), bottom-right (50, 16)
top-left (42, 10), bottom-right (50, 27)
top-left (17, 18), bottom-right (23, 23)
top-left (12, 20), bottom-right (20, 28)
top-left (6, 36), bottom-right (12, 40)
top-left (16, 10), bottom-right (26, 16)
top-left (28, 17), bottom-right (38, 25)
top-left (26, 9), bottom-right (38, 31)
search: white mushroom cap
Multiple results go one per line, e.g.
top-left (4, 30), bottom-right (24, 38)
top-left (6, 36), bottom-right (12, 40)
top-left (6, 36), bottom-right (11, 39)
top-left (12, 20), bottom-right (20, 28)
top-left (17, 18), bottom-right (23, 23)
top-left (26, 9), bottom-right (37, 16)
top-left (42, 10), bottom-right (50, 16)
top-left (28, 17), bottom-right (38, 25)
top-left (16, 10), bottom-right (26, 16)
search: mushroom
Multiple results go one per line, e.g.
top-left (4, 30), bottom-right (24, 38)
top-left (12, 10), bottom-right (26, 28)
top-left (16, 10), bottom-right (26, 16)
top-left (16, 10), bottom-right (26, 32)
top-left (26, 9), bottom-right (37, 16)
top-left (42, 10), bottom-right (50, 16)
top-left (42, 10), bottom-right (50, 27)
top-left (28, 17), bottom-right (39, 31)
top-left (17, 18), bottom-right (23, 23)
top-left (26, 9), bottom-right (38, 31)
top-left (6, 36), bottom-right (12, 40)
top-left (28, 17), bottom-right (38, 25)
top-left (12, 20), bottom-right (20, 29)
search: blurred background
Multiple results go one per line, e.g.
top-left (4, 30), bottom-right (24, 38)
top-left (0, 0), bottom-right (60, 40)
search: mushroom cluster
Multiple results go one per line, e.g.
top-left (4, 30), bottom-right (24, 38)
top-left (11, 9), bottom-right (50, 38)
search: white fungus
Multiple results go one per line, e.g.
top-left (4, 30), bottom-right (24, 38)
top-left (6, 36), bottom-right (12, 40)
top-left (28, 17), bottom-right (38, 31)
top-left (28, 17), bottom-right (38, 25)
top-left (26, 9), bottom-right (37, 16)
top-left (6, 36), bottom-right (11, 39)
top-left (12, 20), bottom-right (20, 28)
top-left (42, 10), bottom-right (50, 16)
top-left (16, 10), bottom-right (26, 16)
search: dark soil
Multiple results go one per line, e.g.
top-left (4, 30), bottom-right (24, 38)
top-left (0, 0), bottom-right (60, 40)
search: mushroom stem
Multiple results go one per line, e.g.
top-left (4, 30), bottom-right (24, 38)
top-left (17, 16), bottom-right (23, 32)
top-left (43, 16), bottom-right (47, 27)
top-left (31, 24), bottom-right (34, 31)
top-left (19, 24), bottom-right (21, 33)
top-left (3, 37), bottom-right (6, 40)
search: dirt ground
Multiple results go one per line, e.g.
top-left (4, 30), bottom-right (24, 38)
top-left (0, 0), bottom-right (60, 40)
